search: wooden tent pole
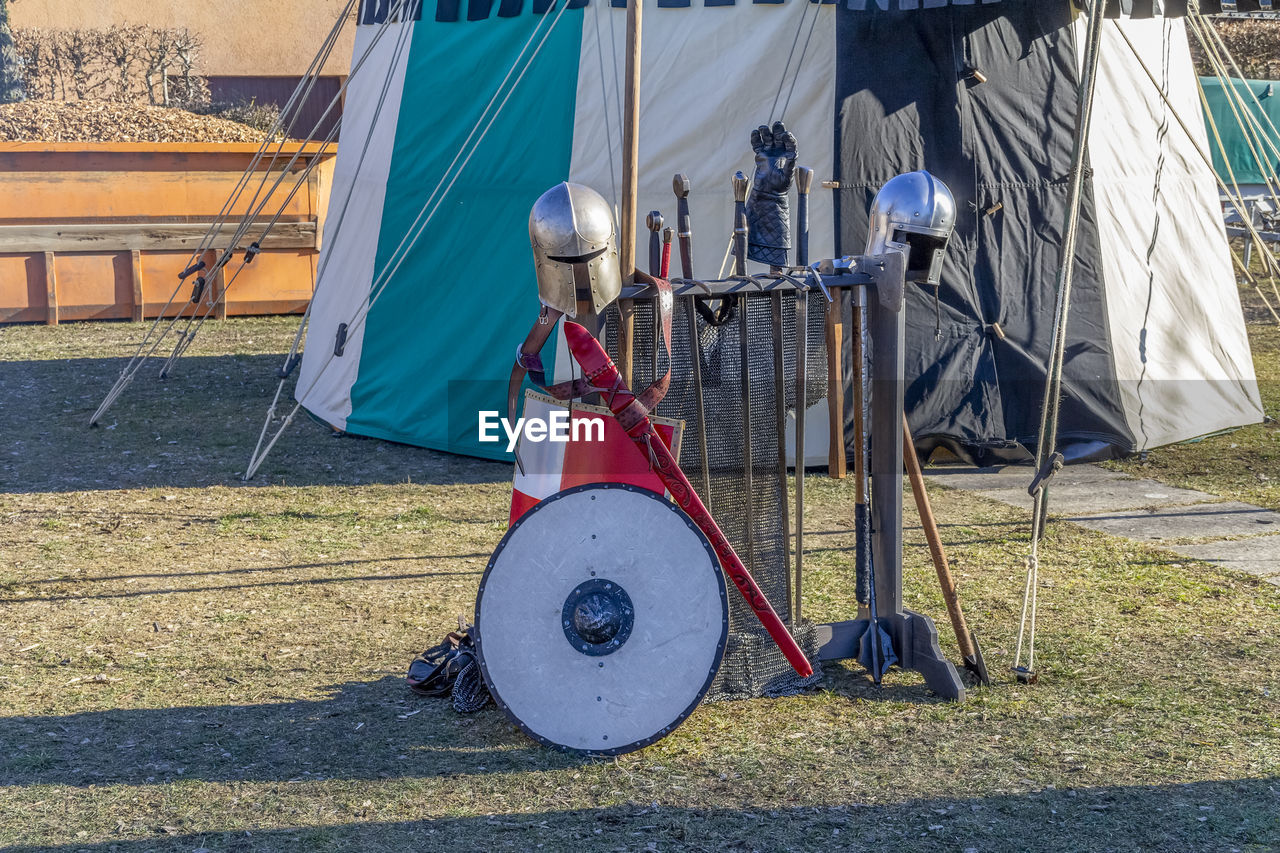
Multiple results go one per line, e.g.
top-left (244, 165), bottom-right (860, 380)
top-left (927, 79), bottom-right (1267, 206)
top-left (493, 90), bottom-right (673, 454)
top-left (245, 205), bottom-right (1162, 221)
top-left (616, 0), bottom-right (642, 385)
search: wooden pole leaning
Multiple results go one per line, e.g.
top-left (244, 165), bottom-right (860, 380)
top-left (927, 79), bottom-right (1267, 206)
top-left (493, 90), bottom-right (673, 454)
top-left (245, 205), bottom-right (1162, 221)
top-left (902, 415), bottom-right (991, 686)
top-left (616, 0), bottom-right (643, 383)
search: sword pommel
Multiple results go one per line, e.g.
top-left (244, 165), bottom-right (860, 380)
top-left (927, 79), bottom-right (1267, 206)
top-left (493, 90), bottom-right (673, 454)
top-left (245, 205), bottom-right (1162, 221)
top-left (732, 171), bottom-right (749, 204)
top-left (646, 210), bottom-right (663, 232)
top-left (673, 173), bottom-right (690, 199)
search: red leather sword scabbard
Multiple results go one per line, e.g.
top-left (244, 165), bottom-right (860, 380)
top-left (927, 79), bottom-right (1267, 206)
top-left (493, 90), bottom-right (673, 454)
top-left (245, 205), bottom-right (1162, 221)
top-left (562, 321), bottom-right (813, 678)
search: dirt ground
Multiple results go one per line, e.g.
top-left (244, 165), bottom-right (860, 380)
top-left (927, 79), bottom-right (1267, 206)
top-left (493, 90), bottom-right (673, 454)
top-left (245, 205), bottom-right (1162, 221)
top-left (0, 317), bottom-right (1277, 852)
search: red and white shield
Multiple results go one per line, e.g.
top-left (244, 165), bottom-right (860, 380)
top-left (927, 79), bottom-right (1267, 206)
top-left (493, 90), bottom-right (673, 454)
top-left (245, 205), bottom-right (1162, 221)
top-left (476, 483), bottom-right (727, 755)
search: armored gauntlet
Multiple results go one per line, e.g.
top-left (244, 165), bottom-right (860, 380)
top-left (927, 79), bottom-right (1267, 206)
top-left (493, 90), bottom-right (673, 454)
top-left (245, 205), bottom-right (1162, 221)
top-left (746, 121), bottom-right (798, 267)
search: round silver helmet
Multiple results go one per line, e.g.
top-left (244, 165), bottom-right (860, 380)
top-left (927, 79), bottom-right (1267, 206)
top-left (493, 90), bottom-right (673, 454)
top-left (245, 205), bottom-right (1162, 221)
top-left (529, 182), bottom-right (621, 318)
top-left (864, 171), bottom-right (956, 285)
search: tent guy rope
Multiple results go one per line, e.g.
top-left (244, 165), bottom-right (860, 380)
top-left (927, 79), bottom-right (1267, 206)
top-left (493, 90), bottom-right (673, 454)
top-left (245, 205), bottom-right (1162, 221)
top-left (245, 0), bottom-right (577, 479)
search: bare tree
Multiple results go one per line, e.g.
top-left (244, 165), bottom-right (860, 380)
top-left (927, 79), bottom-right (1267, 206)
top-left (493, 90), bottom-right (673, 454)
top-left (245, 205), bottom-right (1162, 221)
top-left (102, 25), bottom-right (144, 101)
top-left (58, 29), bottom-right (110, 100)
top-left (169, 27), bottom-right (208, 105)
top-left (10, 23), bottom-right (207, 106)
top-left (1192, 19), bottom-right (1280, 80)
top-left (140, 26), bottom-right (175, 105)
top-left (13, 27), bottom-right (50, 99)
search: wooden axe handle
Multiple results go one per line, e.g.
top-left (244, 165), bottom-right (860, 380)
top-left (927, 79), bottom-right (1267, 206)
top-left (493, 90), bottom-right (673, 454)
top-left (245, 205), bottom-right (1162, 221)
top-left (902, 414), bottom-right (977, 661)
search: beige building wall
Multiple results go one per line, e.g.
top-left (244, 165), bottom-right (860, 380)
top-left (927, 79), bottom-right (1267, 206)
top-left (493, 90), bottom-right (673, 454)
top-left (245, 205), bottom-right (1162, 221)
top-left (11, 0), bottom-right (357, 77)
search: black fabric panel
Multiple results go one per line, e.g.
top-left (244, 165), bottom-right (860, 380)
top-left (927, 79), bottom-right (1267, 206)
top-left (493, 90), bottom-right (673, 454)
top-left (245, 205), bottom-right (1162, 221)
top-left (835, 0), bottom-right (1136, 461)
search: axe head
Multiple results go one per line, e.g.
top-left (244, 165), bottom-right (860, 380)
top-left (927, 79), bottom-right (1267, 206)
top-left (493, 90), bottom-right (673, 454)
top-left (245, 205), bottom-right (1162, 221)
top-left (964, 631), bottom-right (991, 687)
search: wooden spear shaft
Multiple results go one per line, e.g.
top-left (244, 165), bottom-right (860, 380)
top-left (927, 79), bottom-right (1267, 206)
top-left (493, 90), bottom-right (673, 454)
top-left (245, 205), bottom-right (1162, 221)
top-left (901, 413), bottom-right (979, 664)
top-left (616, 0), bottom-right (643, 385)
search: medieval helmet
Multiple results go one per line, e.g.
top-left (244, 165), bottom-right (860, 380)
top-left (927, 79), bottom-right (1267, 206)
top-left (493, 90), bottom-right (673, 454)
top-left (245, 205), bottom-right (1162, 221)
top-left (864, 171), bottom-right (956, 286)
top-left (529, 182), bottom-right (621, 318)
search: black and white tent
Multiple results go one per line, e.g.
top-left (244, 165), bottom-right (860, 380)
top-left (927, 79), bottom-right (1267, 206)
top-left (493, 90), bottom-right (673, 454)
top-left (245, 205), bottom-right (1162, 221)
top-left (837, 0), bottom-right (1265, 463)
top-left (210, 0), bottom-right (1266, 474)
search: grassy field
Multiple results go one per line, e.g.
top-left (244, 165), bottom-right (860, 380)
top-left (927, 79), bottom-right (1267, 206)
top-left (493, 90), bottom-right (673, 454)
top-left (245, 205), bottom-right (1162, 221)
top-left (1, 318), bottom-right (1278, 852)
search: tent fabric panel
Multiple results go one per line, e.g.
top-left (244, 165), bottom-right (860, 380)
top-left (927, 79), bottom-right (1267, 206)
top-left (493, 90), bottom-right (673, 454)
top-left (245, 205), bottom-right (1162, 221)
top-left (343, 8), bottom-right (585, 461)
top-left (842, 0), bottom-right (1273, 15)
top-left (1086, 15), bottom-right (1263, 448)
top-left (569, 0), bottom-right (837, 281)
top-left (835, 0), bottom-right (1133, 460)
top-left (296, 19), bottom-right (418, 430)
top-left (1199, 76), bottom-right (1280, 188)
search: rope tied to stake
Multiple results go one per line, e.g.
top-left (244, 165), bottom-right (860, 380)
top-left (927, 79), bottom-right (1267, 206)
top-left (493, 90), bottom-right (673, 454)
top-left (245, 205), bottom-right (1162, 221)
top-left (1014, 0), bottom-right (1107, 685)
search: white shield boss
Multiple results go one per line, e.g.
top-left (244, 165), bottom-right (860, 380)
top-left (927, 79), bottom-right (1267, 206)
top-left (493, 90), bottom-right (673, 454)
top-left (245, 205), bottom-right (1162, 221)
top-left (475, 483), bottom-right (728, 755)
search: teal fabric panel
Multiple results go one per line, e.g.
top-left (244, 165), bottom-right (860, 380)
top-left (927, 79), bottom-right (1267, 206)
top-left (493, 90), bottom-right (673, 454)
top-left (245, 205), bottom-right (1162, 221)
top-left (346, 8), bottom-right (583, 461)
top-left (1200, 76), bottom-right (1280, 187)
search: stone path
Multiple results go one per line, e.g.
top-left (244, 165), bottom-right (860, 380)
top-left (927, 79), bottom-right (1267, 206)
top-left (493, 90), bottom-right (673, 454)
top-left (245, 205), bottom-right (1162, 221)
top-left (924, 464), bottom-right (1280, 586)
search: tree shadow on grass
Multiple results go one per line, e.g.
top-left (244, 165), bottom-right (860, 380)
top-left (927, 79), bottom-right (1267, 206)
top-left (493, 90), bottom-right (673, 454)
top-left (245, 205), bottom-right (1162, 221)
top-left (0, 554), bottom-right (490, 604)
top-left (0, 666), bottom-right (956, 791)
top-left (5, 779), bottom-right (1278, 852)
top-left (0, 676), bottom-right (580, 789)
top-left (0, 355), bottom-right (510, 494)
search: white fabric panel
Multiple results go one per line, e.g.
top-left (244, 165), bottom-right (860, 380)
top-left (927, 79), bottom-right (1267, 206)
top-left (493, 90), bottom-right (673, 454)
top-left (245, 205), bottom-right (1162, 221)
top-left (571, 0), bottom-right (836, 280)
top-left (1085, 15), bottom-right (1263, 449)
top-left (296, 19), bottom-right (417, 429)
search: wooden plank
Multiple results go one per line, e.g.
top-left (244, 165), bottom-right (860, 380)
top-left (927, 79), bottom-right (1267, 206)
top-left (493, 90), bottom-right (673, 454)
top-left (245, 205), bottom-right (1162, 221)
top-left (0, 171), bottom-right (319, 221)
top-left (0, 141), bottom-right (333, 155)
top-left (0, 142), bottom-right (336, 175)
top-left (130, 250), bottom-right (144, 322)
top-left (0, 221), bottom-right (317, 253)
top-left (44, 252), bottom-right (58, 326)
top-left (826, 290), bottom-right (848, 479)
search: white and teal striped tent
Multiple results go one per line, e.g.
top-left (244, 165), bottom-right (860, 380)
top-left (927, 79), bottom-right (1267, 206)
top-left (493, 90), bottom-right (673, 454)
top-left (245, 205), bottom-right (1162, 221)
top-left (298, 0), bottom-right (837, 460)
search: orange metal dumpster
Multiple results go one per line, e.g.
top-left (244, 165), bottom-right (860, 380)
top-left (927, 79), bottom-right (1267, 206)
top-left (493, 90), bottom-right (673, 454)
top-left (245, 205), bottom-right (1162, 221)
top-left (0, 142), bottom-right (335, 324)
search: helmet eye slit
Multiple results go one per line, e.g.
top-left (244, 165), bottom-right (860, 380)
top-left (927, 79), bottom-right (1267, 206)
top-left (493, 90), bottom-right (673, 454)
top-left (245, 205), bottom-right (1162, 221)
top-left (547, 247), bottom-right (608, 264)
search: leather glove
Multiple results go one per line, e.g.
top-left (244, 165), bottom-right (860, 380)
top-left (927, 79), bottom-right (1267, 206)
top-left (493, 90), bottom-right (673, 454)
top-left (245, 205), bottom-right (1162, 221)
top-left (746, 121), bottom-right (797, 267)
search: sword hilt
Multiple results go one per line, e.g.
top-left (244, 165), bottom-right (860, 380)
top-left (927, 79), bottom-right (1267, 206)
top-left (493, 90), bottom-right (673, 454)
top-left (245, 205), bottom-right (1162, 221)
top-left (646, 210), bottom-right (664, 277)
top-left (674, 173), bottom-right (694, 280)
top-left (732, 171), bottom-right (749, 277)
top-left (796, 166), bottom-right (813, 268)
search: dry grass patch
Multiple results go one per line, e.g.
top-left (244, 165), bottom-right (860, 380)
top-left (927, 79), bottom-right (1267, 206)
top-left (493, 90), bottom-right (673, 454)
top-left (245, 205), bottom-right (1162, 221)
top-left (0, 318), bottom-right (1277, 852)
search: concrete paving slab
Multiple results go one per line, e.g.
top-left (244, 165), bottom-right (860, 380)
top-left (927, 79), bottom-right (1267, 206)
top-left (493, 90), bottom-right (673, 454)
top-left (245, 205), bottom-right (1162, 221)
top-left (924, 463), bottom-right (1279, 586)
top-left (1171, 536), bottom-right (1280, 583)
top-left (923, 463), bottom-right (1130, 493)
top-left (1067, 502), bottom-right (1280, 542)
top-left (929, 475), bottom-right (1217, 515)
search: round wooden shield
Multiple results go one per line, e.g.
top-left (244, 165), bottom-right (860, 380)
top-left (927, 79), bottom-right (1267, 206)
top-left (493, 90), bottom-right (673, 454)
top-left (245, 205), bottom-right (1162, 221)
top-left (475, 483), bottom-right (728, 755)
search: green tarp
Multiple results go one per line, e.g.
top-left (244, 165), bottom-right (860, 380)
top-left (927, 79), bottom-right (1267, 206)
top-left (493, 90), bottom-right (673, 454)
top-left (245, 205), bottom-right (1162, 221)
top-left (1200, 76), bottom-right (1280, 187)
